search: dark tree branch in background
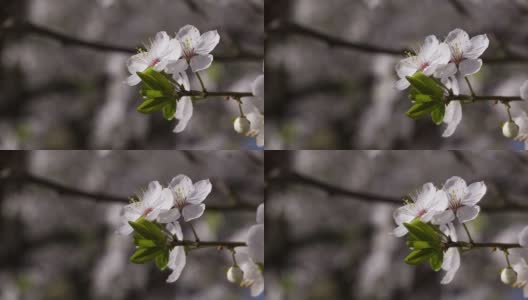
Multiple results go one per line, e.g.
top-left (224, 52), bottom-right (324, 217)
top-left (2, 20), bottom-right (263, 62)
top-left (270, 170), bottom-right (528, 214)
top-left (0, 169), bottom-right (257, 211)
top-left (447, 0), bottom-right (470, 17)
top-left (268, 21), bottom-right (528, 64)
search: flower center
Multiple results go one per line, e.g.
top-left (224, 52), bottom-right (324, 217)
top-left (419, 62), bottom-right (429, 71)
top-left (416, 209), bottom-right (427, 217)
top-left (143, 207), bottom-right (154, 217)
top-left (149, 58), bottom-right (161, 67)
top-left (174, 187), bottom-right (187, 210)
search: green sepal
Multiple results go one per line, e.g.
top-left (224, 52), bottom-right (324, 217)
top-left (429, 251), bottom-right (444, 271)
top-left (137, 68), bottom-right (174, 95)
top-left (431, 105), bottom-right (446, 125)
top-left (406, 101), bottom-right (440, 120)
top-left (155, 250), bottom-right (170, 271)
top-left (404, 248), bottom-right (436, 265)
top-left (136, 97), bottom-right (172, 114)
top-left (162, 101), bottom-right (176, 120)
top-left (128, 219), bottom-right (166, 246)
top-left (406, 72), bottom-right (444, 99)
top-left (130, 247), bottom-right (164, 264)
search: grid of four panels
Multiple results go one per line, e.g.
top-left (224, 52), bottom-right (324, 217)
top-left (2, 0), bottom-right (528, 299)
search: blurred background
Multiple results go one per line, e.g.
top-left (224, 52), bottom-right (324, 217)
top-left (0, 150), bottom-right (264, 300)
top-left (0, 0), bottom-right (263, 149)
top-left (266, 150), bottom-right (528, 300)
top-left (266, 0), bottom-right (528, 149)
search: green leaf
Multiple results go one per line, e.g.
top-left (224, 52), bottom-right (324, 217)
top-left (155, 250), bottom-right (170, 271)
top-left (128, 219), bottom-right (166, 246)
top-left (141, 88), bottom-right (165, 99)
top-left (130, 247), bottom-right (164, 264)
top-left (403, 219), bottom-right (441, 247)
top-left (406, 102), bottom-right (440, 119)
top-left (406, 72), bottom-right (444, 99)
top-left (412, 93), bottom-right (434, 103)
top-left (407, 240), bottom-right (435, 250)
top-left (133, 233), bottom-right (157, 248)
top-left (137, 68), bottom-right (174, 95)
top-left (431, 105), bottom-right (446, 125)
top-left (136, 97), bottom-right (172, 114)
top-left (429, 251), bottom-right (444, 271)
top-left (404, 248), bottom-right (435, 265)
top-left (162, 101), bottom-right (176, 120)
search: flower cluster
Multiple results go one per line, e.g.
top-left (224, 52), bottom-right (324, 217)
top-left (116, 175), bottom-right (264, 296)
top-left (395, 29), bottom-right (528, 144)
top-left (393, 176), bottom-right (528, 297)
top-left (125, 25), bottom-right (264, 147)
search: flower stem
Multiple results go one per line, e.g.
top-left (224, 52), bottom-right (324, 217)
top-left (504, 250), bottom-right (512, 267)
top-left (181, 89), bottom-right (254, 99)
top-left (171, 239), bottom-right (247, 249)
top-left (189, 222), bottom-right (200, 242)
top-left (464, 76), bottom-right (476, 98)
top-left (446, 241), bottom-right (521, 249)
top-left (462, 223), bottom-right (474, 244)
top-left (448, 95), bottom-right (523, 102)
top-left (195, 72), bottom-right (207, 92)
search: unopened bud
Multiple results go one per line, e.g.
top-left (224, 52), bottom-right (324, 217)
top-left (234, 117), bottom-right (251, 134)
top-left (227, 266), bottom-right (244, 284)
top-left (501, 267), bottom-right (517, 285)
top-left (502, 121), bottom-right (519, 138)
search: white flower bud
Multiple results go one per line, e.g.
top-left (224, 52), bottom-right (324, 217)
top-left (502, 121), bottom-right (519, 138)
top-left (227, 266), bottom-right (244, 284)
top-left (234, 117), bottom-right (251, 134)
top-left (501, 267), bottom-right (517, 285)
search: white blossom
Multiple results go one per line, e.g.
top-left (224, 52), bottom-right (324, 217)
top-left (241, 100), bottom-right (264, 147)
top-left (393, 182), bottom-right (448, 237)
top-left (519, 226), bottom-right (528, 247)
top-left (166, 25), bottom-right (220, 73)
top-left (158, 175), bottom-right (212, 223)
top-left (514, 111), bottom-right (528, 149)
top-left (117, 181), bottom-right (173, 235)
top-left (513, 258), bottom-right (528, 297)
top-left (433, 176), bottom-right (486, 225)
top-left (247, 203), bottom-right (264, 264)
top-left (395, 35), bottom-right (451, 90)
top-left (125, 31), bottom-right (182, 86)
top-left (443, 28), bottom-right (489, 77)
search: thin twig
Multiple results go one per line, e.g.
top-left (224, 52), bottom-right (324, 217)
top-left (268, 21), bottom-right (528, 64)
top-left (3, 20), bottom-right (262, 62)
top-left (270, 171), bottom-right (528, 214)
top-left (1, 169), bottom-right (257, 211)
top-left (446, 241), bottom-right (521, 249)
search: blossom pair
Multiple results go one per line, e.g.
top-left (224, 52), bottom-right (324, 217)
top-left (125, 26), bottom-right (219, 133)
top-left (117, 175), bottom-right (212, 235)
top-left (395, 29), bottom-right (489, 137)
top-left (393, 176), bottom-right (487, 284)
top-left (125, 25), bottom-right (220, 86)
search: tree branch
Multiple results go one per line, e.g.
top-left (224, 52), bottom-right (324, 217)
top-left (448, 95), bottom-right (523, 102)
top-left (171, 239), bottom-right (247, 249)
top-left (3, 20), bottom-right (262, 62)
top-left (270, 171), bottom-right (528, 214)
top-left (446, 241), bottom-right (521, 250)
top-left (1, 169), bottom-right (257, 212)
top-left (268, 21), bottom-right (528, 64)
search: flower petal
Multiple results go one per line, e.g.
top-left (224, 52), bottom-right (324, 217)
top-left (247, 224), bottom-right (264, 263)
top-left (456, 205), bottom-right (480, 223)
top-left (434, 63), bottom-right (457, 79)
top-left (167, 222), bottom-right (183, 240)
top-left (459, 58), bottom-right (482, 76)
top-left (252, 74), bottom-right (264, 98)
top-left (432, 209), bottom-right (455, 225)
top-left (462, 181), bottom-right (486, 206)
top-left (176, 25), bottom-right (201, 50)
top-left (395, 78), bottom-right (410, 90)
top-left (143, 181), bottom-right (163, 207)
top-left (169, 175), bottom-right (194, 199)
top-left (519, 226), bottom-right (528, 247)
top-left (195, 30), bottom-right (220, 55)
top-left (464, 34), bottom-right (489, 59)
top-left (166, 59), bottom-right (189, 75)
top-left (149, 31), bottom-right (170, 58)
top-left (419, 35), bottom-right (440, 61)
top-left (441, 247), bottom-right (460, 284)
top-left (187, 179), bottom-right (212, 204)
top-left (166, 246), bottom-right (186, 282)
top-left (393, 225), bottom-right (408, 237)
top-left (182, 204), bottom-right (205, 222)
top-left (158, 208), bottom-right (181, 224)
top-left (521, 80), bottom-right (528, 101)
top-left (173, 96), bottom-right (193, 133)
top-left (445, 28), bottom-right (471, 53)
top-left (395, 57), bottom-right (419, 78)
top-left (442, 176), bottom-right (468, 198)
top-left (190, 54), bottom-right (213, 72)
top-left (256, 203), bottom-right (264, 224)
top-left (442, 101), bottom-right (462, 137)
top-left (125, 74), bottom-right (141, 86)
